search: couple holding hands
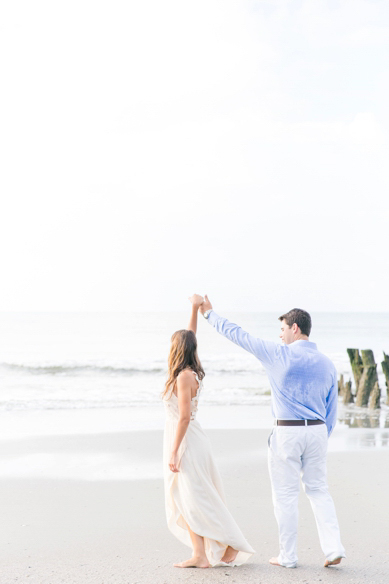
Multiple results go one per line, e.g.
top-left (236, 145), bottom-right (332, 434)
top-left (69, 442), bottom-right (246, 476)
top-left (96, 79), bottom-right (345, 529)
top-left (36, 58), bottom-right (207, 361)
top-left (162, 294), bottom-right (345, 569)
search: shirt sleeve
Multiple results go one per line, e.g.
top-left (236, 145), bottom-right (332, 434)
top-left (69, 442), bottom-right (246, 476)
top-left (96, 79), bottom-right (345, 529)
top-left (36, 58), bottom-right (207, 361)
top-left (207, 311), bottom-right (280, 368)
top-left (325, 373), bottom-right (338, 436)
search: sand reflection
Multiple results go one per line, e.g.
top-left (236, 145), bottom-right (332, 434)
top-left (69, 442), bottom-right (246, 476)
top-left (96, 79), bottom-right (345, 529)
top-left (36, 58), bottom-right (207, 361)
top-left (334, 405), bottom-right (389, 449)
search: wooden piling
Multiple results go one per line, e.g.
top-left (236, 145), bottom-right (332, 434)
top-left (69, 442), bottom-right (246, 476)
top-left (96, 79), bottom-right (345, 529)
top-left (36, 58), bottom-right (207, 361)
top-left (355, 350), bottom-right (379, 407)
top-left (338, 374), bottom-right (354, 404)
top-left (343, 379), bottom-right (353, 405)
top-left (347, 349), bottom-right (363, 391)
top-left (369, 380), bottom-right (381, 410)
top-left (382, 352), bottom-right (389, 406)
top-left (338, 374), bottom-right (344, 396)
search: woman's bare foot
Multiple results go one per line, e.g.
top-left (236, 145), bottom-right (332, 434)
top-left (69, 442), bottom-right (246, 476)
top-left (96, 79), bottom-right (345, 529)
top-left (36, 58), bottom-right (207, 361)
top-left (221, 546), bottom-right (239, 564)
top-left (324, 557), bottom-right (342, 567)
top-left (173, 556), bottom-right (210, 568)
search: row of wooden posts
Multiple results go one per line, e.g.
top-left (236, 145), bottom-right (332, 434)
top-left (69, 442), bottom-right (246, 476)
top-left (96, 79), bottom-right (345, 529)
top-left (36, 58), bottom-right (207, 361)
top-left (338, 350), bottom-right (389, 409)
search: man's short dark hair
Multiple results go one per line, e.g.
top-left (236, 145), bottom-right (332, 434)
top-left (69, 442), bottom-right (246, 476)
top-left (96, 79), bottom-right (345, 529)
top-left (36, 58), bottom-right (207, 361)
top-left (278, 308), bottom-right (312, 337)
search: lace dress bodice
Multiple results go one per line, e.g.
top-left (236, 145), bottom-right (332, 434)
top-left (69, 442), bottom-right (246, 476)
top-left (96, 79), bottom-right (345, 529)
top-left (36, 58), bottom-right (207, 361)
top-left (163, 371), bottom-right (202, 422)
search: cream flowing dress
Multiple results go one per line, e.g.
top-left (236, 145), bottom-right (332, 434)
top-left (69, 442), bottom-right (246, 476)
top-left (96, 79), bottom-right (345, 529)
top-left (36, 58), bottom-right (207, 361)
top-left (163, 371), bottom-right (255, 566)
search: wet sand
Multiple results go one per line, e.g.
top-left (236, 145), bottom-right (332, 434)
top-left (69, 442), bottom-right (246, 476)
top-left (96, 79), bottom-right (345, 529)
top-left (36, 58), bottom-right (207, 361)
top-left (1, 422), bottom-right (389, 583)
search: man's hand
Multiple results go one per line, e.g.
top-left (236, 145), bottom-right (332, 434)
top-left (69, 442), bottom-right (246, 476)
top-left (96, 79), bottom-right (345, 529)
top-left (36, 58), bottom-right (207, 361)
top-left (199, 294), bottom-right (212, 315)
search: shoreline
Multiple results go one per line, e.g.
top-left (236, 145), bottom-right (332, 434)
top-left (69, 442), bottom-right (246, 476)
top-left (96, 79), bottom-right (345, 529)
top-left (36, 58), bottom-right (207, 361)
top-left (1, 404), bottom-right (389, 452)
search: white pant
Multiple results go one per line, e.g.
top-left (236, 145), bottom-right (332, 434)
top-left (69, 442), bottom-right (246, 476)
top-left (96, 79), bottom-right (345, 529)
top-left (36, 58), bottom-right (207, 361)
top-left (268, 423), bottom-right (346, 567)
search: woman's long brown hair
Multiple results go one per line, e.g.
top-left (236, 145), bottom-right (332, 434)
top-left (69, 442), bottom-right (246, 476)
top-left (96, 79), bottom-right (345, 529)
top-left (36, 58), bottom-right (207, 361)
top-left (162, 329), bottom-right (205, 399)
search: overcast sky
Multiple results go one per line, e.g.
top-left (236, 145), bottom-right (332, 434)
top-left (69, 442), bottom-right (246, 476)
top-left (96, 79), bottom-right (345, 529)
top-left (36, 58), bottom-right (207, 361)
top-left (1, 0), bottom-right (388, 312)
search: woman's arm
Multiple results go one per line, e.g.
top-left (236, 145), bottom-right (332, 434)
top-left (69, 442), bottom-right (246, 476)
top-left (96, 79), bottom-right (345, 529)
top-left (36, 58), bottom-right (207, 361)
top-left (169, 371), bottom-right (193, 473)
top-left (187, 294), bottom-right (204, 334)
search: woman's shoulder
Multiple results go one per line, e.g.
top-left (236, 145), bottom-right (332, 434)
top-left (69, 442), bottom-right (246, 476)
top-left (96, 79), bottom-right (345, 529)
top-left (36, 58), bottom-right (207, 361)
top-left (177, 369), bottom-right (201, 389)
top-left (177, 368), bottom-right (196, 382)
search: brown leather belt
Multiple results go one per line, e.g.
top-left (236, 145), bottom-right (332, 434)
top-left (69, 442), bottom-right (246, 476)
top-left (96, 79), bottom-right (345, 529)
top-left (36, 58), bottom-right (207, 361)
top-left (275, 419), bottom-right (325, 426)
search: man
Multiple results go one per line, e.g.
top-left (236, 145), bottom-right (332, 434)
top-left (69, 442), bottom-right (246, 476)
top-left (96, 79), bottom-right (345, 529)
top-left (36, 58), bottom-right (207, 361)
top-left (199, 295), bottom-right (346, 569)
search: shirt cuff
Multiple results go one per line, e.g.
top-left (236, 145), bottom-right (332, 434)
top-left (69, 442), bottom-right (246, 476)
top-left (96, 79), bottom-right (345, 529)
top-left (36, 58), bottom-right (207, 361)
top-left (207, 310), bottom-right (218, 325)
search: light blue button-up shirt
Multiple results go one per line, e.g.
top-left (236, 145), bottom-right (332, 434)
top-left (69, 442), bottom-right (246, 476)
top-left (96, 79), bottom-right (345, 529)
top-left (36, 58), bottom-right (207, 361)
top-left (207, 311), bottom-right (338, 436)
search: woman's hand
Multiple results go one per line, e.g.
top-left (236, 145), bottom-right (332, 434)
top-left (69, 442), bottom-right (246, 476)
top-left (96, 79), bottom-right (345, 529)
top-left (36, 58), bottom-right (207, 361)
top-left (169, 451), bottom-right (180, 473)
top-left (189, 294), bottom-right (204, 309)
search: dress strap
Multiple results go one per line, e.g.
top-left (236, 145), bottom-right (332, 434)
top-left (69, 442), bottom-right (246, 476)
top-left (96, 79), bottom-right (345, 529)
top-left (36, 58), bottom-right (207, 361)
top-left (192, 370), bottom-right (201, 383)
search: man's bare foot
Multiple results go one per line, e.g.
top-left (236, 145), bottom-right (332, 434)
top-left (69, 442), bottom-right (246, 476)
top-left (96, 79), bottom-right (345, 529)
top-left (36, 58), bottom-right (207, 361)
top-left (173, 556), bottom-right (210, 568)
top-left (221, 546), bottom-right (239, 564)
top-left (269, 557), bottom-right (297, 568)
top-left (324, 557), bottom-right (342, 567)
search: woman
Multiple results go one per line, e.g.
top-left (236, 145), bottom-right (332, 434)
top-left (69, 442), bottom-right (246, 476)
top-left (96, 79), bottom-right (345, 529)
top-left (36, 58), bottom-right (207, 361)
top-left (162, 294), bottom-right (255, 568)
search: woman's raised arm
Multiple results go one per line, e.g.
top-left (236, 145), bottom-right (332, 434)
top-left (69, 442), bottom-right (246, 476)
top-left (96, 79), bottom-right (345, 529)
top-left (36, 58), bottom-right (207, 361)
top-left (187, 294), bottom-right (204, 334)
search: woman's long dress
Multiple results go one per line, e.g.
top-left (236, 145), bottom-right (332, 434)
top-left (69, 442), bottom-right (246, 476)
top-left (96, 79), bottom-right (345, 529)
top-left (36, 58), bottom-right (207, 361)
top-left (163, 372), bottom-right (255, 566)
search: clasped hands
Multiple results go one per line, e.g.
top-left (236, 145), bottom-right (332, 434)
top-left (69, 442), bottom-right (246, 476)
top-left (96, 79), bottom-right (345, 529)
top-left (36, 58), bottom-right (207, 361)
top-left (188, 294), bottom-right (212, 315)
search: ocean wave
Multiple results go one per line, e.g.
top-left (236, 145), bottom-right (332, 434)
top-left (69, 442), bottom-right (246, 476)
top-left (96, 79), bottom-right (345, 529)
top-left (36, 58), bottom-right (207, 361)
top-left (1, 393), bottom-right (387, 412)
top-left (0, 362), bottom-right (266, 377)
top-left (0, 363), bottom-right (165, 376)
top-left (0, 399), bottom-right (147, 412)
top-left (0, 392), bottom-right (272, 412)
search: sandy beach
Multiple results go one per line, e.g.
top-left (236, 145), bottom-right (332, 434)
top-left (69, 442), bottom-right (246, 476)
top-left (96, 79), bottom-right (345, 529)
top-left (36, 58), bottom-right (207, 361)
top-left (1, 408), bottom-right (389, 584)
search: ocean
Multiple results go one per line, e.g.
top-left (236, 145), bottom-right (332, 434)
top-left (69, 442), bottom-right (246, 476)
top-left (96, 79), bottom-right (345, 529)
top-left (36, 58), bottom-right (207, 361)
top-left (1, 311), bottom-right (388, 413)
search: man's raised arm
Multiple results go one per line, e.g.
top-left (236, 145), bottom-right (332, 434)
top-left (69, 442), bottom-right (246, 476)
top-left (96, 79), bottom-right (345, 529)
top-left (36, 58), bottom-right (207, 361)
top-left (199, 295), bottom-right (280, 368)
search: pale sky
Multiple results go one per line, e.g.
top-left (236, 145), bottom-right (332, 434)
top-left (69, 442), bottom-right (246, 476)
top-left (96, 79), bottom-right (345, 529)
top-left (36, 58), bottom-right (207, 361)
top-left (1, 0), bottom-right (388, 312)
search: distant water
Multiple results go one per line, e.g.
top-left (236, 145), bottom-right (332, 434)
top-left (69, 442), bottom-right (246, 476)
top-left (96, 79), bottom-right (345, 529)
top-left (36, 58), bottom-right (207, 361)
top-left (0, 312), bottom-right (388, 411)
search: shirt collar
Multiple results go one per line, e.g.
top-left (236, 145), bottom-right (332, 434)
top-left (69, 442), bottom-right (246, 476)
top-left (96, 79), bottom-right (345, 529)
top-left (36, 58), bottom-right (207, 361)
top-left (290, 339), bottom-right (317, 350)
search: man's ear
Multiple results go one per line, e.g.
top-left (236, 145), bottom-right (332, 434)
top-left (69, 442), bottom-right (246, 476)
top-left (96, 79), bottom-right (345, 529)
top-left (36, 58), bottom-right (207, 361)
top-left (292, 323), bottom-right (298, 334)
